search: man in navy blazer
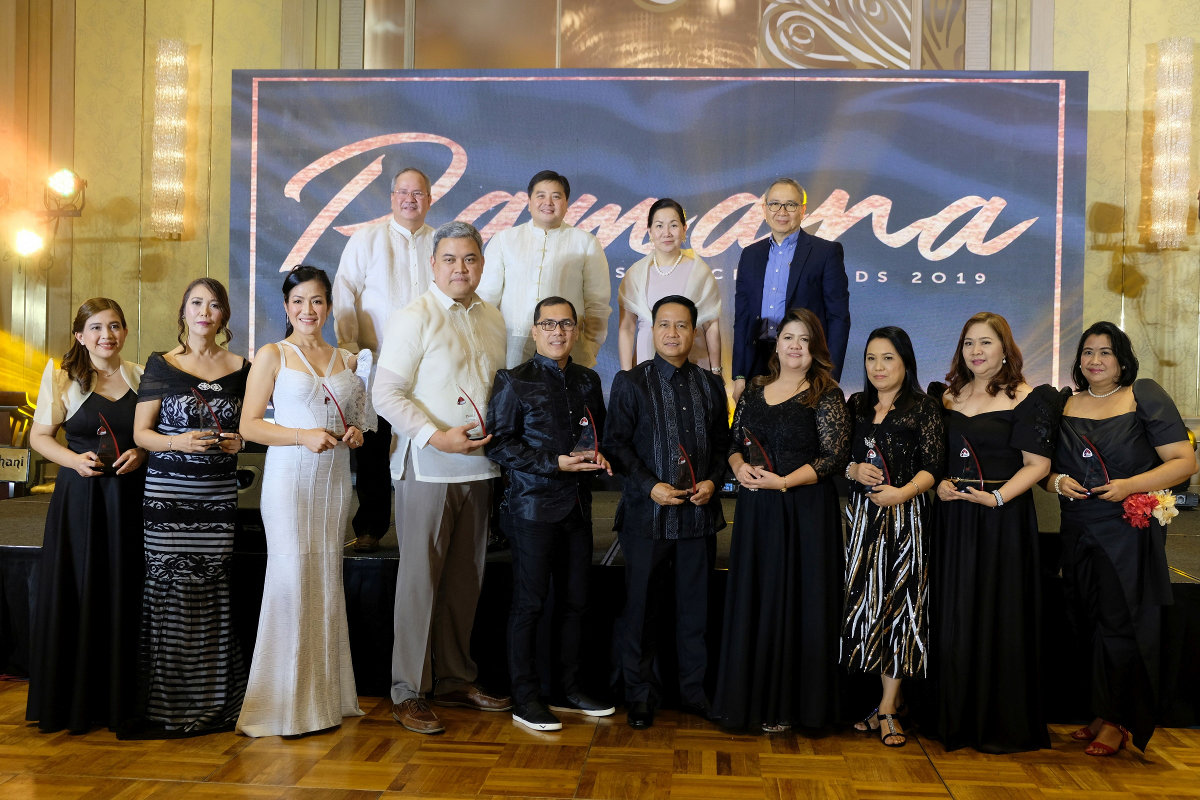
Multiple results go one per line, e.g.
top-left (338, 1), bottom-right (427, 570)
top-left (732, 178), bottom-right (850, 400)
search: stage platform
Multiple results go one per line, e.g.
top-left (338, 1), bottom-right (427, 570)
top-left (2, 487), bottom-right (1198, 729)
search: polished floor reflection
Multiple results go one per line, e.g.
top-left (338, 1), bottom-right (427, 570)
top-left (1, 679), bottom-right (1199, 799)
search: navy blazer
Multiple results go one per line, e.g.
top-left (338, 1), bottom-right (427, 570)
top-left (732, 229), bottom-right (851, 381)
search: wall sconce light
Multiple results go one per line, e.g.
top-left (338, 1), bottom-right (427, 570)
top-left (44, 168), bottom-right (87, 217)
top-left (1150, 37), bottom-right (1193, 249)
top-left (150, 38), bottom-right (188, 239)
top-left (13, 229), bottom-right (45, 257)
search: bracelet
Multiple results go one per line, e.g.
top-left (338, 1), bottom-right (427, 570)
top-left (168, 436), bottom-right (174, 451)
top-left (1053, 473), bottom-right (1066, 495)
top-left (237, 435), bottom-right (246, 453)
top-left (295, 429), bottom-right (300, 446)
top-left (845, 462), bottom-right (855, 480)
top-left (780, 475), bottom-right (788, 493)
top-left (909, 480), bottom-right (921, 498)
top-left (992, 489), bottom-right (1005, 507)
top-left (711, 367), bottom-right (723, 375)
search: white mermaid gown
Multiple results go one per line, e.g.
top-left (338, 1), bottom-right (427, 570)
top-left (236, 343), bottom-right (366, 737)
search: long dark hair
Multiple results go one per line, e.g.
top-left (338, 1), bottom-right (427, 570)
top-left (753, 307), bottom-right (837, 407)
top-left (282, 266), bottom-right (332, 337)
top-left (857, 326), bottom-right (925, 419)
top-left (61, 297), bottom-right (128, 392)
top-left (176, 277), bottom-right (233, 353)
top-left (1071, 320), bottom-right (1139, 391)
top-left (945, 311), bottom-right (1025, 399)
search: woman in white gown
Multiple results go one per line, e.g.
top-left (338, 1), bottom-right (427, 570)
top-left (237, 266), bottom-right (370, 737)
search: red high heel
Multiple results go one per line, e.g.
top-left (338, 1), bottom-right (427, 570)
top-left (1084, 722), bottom-right (1129, 756)
top-left (1069, 724), bottom-right (1097, 742)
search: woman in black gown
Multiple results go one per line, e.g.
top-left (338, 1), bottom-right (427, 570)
top-left (930, 311), bottom-right (1057, 753)
top-left (26, 298), bottom-right (146, 733)
top-left (1047, 321), bottom-right (1194, 756)
top-left (131, 278), bottom-right (250, 736)
top-left (842, 327), bottom-right (943, 747)
top-left (712, 307), bottom-right (850, 733)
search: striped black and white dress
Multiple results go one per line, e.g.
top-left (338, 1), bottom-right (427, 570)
top-left (134, 352), bottom-right (250, 735)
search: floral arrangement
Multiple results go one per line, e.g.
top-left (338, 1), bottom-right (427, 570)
top-left (1121, 490), bottom-right (1179, 529)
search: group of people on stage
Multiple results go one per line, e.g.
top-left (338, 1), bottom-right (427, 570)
top-left (25, 168), bottom-right (1193, 761)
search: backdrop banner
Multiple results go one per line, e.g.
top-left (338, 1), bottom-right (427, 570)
top-left (230, 69), bottom-right (1086, 394)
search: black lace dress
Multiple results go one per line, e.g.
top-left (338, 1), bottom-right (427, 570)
top-left (1055, 379), bottom-right (1183, 752)
top-left (711, 384), bottom-right (850, 731)
top-left (929, 383), bottom-right (1060, 753)
top-left (131, 353), bottom-right (250, 736)
top-left (26, 385), bottom-right (144, 733)
top-left (841, 392), bottom-right (944, 679)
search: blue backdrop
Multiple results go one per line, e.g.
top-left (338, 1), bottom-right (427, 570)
top-left (230, 69), bottom-right (1087, 394)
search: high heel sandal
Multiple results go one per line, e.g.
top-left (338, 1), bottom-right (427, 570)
top-left (878, 713), bottom-right (907, 748)
top-left (1070, 724), bottom-right (1097, 742)
top-left (853, 707), bottom-right (879, 734)
top-left (1084, 722), bottom-right (1129, 756)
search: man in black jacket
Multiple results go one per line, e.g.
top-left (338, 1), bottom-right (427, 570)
top-left (485, 296), bottom-right (616, 731)
top-left (604, 294), bottom-right (731, 729)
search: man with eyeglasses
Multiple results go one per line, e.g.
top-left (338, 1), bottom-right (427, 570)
top-left (333, 167), bottom-right (436, 552)
top-left (484, 296), bottom-right (616, 731)
top-left (479, 170), bottom-right (612, 369)
top-left (732, 178), bottom-right (850, 400)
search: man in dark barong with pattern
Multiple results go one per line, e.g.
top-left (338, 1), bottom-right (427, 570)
top-left (604, 294), bottom-right (731, 730)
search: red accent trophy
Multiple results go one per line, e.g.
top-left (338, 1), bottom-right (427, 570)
top-left (570, 406), bottom-right (598, 462)
top-left (456, 386), bottom-right (487, 440)
top-left (95, 412), bottom-right (121, 474)
top-left (743, 427), bottom-right (773, 472)
top-left (673, 444), bottom-right (697, 495)
top-left (323, 384), bottom-right (347, 437)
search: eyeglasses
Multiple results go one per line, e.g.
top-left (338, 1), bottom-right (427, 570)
top-left (535, 318), bottom-right (578, 331)
top-left (392, 190), bottom-right (428, 200)
top-left (765, 201), bottom-right (802, 213)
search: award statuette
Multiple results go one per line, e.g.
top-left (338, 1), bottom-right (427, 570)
top-left (673, 444), bottom-right (697, 495)
top-left (1078, 433), bottom-right (1110, 496)
top-left (456, 386), bottom-right (487, 440)
top-left (743, 427), bottom-right (773, 472)
top-left (191, 387), bottom-right (223, 449)
top-left (955, 434), bottom-right (984, 492)
top-left (570, 406), bottom-right (598, 462)
top-left (323, 384), bottom-right (348, 438)
top-left (863, 436), bottom-right (891, 487)
top-left (95, 411), bottom-right (121, 474)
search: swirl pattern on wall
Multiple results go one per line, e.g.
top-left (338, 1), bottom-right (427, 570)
top-left (761, 0), bottom-right (913, 69)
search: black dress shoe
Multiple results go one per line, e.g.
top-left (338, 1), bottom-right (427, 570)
top-left (679, 699), bottom-right (711, 720)
top-left (626, 701), bottom-right (654, 730)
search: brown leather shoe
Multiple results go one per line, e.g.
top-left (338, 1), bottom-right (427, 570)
top-left (352, 534), bottom-right (380, 553)
top-left (433, 684), bottom-right (513, 712)
top-left (391, 698), bottom-right (444, 734)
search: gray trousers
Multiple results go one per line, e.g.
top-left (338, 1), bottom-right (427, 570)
top-left (389, 453), bottom-right (492, 704)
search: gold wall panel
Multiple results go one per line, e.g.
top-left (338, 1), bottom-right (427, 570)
top-left (562, 0), bottom-right (757, 69)
top-left (365, 0), bottom-right (407, 68)
top-left (415, 0), bottom-right (557, 68)
top-left (922, 0), bottom-right (965, 69)
top-left (760, 0), bottom-right (913, 69)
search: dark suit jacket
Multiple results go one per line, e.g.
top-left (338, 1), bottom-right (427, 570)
top-left (603, 357), bottom-right (730, 539)
top-left (732, 229), bottom-right (851, 381)
top-left (485, 353), bottom-right (605, 523)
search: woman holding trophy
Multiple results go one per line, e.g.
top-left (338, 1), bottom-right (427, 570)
top-left (712, 307), bottom-right (849, 734)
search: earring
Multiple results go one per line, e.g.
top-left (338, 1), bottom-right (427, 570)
top-left (1002, 357), bottom-right (1007, 364)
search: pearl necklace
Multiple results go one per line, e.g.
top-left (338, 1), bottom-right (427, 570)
top-left (651, 250), bottom-right (684, 277)
top-left (1088, 384), bottom-right (1121, 398)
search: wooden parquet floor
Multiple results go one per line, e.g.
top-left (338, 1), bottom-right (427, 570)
top-left (1, 681), bottom-right (1198, 800)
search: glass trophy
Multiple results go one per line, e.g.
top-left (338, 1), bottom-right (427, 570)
top-left (457, 385), bottom-right (487, 440)
top-left (191, 387), bottom-right (223, 449)
top-left (673, 444), bottom-right (697, 494)
top-left (1078, 433), bottom-right (1110, 495)
top-left (95, 411), bottom-right (120, 474)
top-left (570, 406), bottom-right (598, 462)
top-left (955, 434), bottom-right (984, 492)
top-left (743, 427), bottom-right (773, 472)
top-left (323, 384), bottom-right (347, 438)
top-left (864, 437), bottom-right (891, 488)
